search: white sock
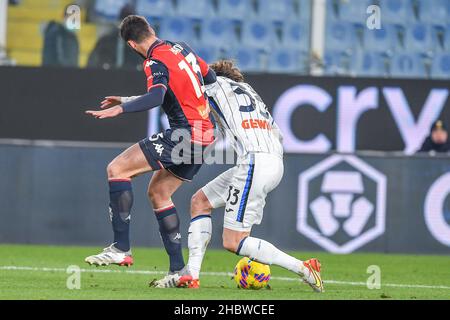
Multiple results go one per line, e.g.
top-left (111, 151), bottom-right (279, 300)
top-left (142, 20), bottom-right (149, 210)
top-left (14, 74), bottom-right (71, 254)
top-left (187, 215), bottom-right (212, 279)
top-left (238, 237), bottom-right (308, 276)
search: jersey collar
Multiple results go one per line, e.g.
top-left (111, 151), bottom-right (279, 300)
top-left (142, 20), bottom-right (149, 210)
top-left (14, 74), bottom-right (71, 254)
top-left (146, 39), bottom-right (163, 58)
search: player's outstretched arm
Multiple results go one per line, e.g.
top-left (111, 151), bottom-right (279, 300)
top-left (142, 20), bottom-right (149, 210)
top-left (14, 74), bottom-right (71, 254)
top-left (100, 96), bottom-right (141, 109)
top-left (85, 86), bottom-right (166, 120)
top-left (85, 105), bottom-right (123, 119)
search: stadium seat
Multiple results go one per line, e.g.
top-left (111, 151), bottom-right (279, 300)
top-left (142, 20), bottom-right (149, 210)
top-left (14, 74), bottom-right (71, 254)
top-left (390, 53), bottom-right (427, 78)
top-left (201, 18), bottom-right (238, 49)
top-left (326, 0), bottom-right (339, 21)
top-left (416, 0), bottom-right (449, 27)
top-left (378, 0), bottom-right (416, 24)
top-left (325, 21), bottom-right (357, 53)
top-left (363, 23), bottom-right (400, 53)
top-left (444, 24), bottom-right (450, 51)
top-left (281, 21), bottom-right (309, 50)
top-left (232, 47), bottom-right (264, 72)
top-left (430, 25), bottom-right (446, 52)
top-left (217, 0), bottom-right (255, 20)
top-left (404, 23), bottom-right (434, 53)
top-left (430, 53), bottom-right (450, 79)
top-left (324, 50), bottom-right (351, 76)
top-left (159, 17), bottom-right (197, 45)
top-left (94, 0), bottom-right (129, 21)
top-left (175, 0), bottom-right (216, 19)
top-left (298, 0), bottom-right (312, 22)
top-left (241, 20), bottom-right (277, 50)
top-left (257, 0), bottom-right (298, 22)
top-left (336, 0), bottom-right (373, 23)
top-left (267, 49), bottom-right (307, 74)
top-left (350, 51), bottom-right (388, 77)
top-left (194, 46), bottom-right (221, 64)
top-left (136, 0), bottom-right (174, 19)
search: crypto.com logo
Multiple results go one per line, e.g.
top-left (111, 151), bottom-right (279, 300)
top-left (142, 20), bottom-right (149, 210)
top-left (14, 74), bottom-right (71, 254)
top-left (424, 173), bottom-right (450, 247)
top-left (297, 155), bottom-right (387, 253)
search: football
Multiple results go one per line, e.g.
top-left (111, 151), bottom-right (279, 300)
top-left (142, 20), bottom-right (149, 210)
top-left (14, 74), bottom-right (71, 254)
top-left (233, 257), bottom-right (271, 290)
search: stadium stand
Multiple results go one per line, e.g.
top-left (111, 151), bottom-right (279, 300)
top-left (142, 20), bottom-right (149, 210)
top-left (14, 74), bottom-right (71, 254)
top-left (4, 0), bottom-right (450, 78)
top-left (431, 52), bottom-right (450, 79)
top-left (217, 0), bottom-right (254, 20)
top-left (350, 51), bottom-right (389, 77)
top-left (7, 0), bottom-right (96, 67)
top-left (135, 0), bottom-right (174, 20)
top-left (390, 52), bottom-right (428, 78)
top-left (325, 0), bottom-right (450, 78)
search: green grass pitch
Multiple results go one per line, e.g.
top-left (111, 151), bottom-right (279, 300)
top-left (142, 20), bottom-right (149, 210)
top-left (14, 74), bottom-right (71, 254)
top-left (0, 244), bottom-right (449, 300)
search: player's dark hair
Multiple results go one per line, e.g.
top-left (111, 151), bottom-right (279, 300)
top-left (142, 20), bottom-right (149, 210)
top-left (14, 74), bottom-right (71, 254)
top-left (119, 15), bottom-right (153, 43)
top-left (210, 60), bottom-right (244, 82)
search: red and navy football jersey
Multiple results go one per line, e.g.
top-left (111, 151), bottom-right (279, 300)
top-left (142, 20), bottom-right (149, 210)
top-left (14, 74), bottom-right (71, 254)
top-left (143, 40), bottom-right (214, 145)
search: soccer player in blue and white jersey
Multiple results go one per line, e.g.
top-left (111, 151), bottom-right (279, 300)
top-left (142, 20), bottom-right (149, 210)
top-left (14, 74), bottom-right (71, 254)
top-left (171, 60), bottom-right (324, 292)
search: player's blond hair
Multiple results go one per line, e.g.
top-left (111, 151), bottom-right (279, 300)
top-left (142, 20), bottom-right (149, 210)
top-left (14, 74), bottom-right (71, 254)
top-left (210, 60), bottom-right (244, 83)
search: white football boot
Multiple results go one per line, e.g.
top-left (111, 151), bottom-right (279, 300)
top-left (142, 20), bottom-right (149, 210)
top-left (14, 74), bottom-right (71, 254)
top-left (150, 271), bottom-right (180, 288)
top-left (85, 243), bottom-right (133, 267)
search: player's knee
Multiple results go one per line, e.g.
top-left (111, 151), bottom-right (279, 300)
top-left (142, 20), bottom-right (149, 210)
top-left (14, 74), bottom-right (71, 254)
top-left (106, 161), bottom-right (123, 179)
top-left (191, 191), bottom-right (211, 216)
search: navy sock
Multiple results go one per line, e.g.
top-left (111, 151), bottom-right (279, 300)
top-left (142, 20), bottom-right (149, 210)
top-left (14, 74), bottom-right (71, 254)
top-left (155, 206), bottom-right (185, 272)
top-left (109, 179), bottom-right (133, 252)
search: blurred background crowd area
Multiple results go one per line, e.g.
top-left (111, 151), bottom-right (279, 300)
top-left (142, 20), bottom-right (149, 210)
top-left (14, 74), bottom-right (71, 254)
top-left (2, 0), bottom-right (450, 78)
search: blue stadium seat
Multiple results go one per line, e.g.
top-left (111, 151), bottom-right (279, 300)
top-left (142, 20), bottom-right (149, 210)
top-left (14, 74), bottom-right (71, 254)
top-left (232, 47), bottom-right (264, 72)
top-left (390, 53), bottom-right (427, 78)
top-left (404, 23), bottom-right (434, 53)
top-left (241, 20), bottom-right (277, 50)
top-left (94, 0), bottom-right (129, 20)
top-left (159, 17), bottom-right (197, 45)
top-left (363, 23), bottom-right (399, 53)
top-left (417, 0), bottom-right (449, 27)
top-left (175, 0), bottom-right (216, 19)
top-left (298, 0), bottom-right (312, 22)
top-left (445, 24), bottom-right (450, 51)
top-left (257, 0), bottom-right (297, 22)
top-left (325, 21), bottom-right (357, 53)
top-left (193, 46), bottom-right (221, 64)
top-left (351, 51), bottom-right (388, 77)
top-left (326, 0), bottom-right (339, 21)
top-left (201, 18), bottom-right (237, 49)
top-left (217, 0), bottom-right (255, 20)
top-left (378, 0), bottom-right (415, 24)
top-left (336, 0), bottom-right (373, 23)
top-left (431, 53), bottom-right (450, 79)
top-left (323, 50), bottom-right (348, 75)
top-left (282, 21), bottom-right (309, 50)
top-left (136, 0), bottom-right (174, 19)
top-left (431, 25), bottom-right (446, 52)
top-left (267, 49), bottom-right (307, 74)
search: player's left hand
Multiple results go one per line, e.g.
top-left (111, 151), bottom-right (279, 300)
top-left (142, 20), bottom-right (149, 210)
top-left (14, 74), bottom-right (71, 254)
top-left (85, 105), bottom-right (124, 119)
top-left (100, 96), bottom-right (122, 109)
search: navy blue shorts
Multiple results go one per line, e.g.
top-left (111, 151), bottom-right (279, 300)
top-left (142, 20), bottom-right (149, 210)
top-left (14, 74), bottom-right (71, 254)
top-left (139, 129), bottom-right (206, 182)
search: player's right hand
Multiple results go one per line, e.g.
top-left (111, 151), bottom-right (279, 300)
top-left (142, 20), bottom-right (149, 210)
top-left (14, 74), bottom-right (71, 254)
top-left (86, 105), bottom-right (123, 119)
top-left (100, 96), bottom-right (122, 109)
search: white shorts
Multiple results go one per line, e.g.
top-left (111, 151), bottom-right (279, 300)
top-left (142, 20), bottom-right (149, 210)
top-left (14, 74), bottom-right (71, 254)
top-left (202, 152), bottom-right (284, 232)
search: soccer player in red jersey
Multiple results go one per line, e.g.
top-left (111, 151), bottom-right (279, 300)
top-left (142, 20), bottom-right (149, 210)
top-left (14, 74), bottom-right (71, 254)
top-left (84, 16), bottom-right (217, 284)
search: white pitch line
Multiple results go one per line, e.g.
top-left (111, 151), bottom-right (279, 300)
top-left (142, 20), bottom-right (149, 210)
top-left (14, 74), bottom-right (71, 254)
top-left (1, 265), bottom-right (450, 290)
